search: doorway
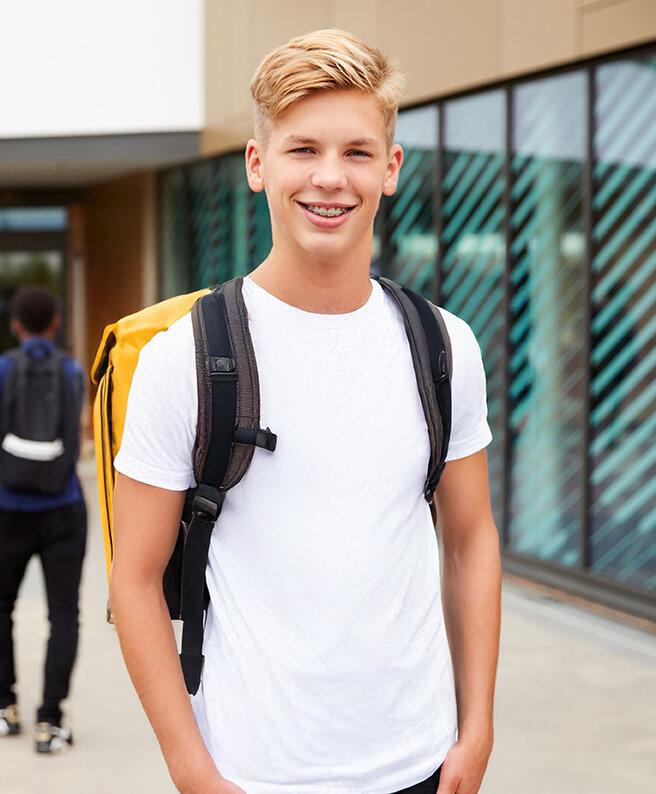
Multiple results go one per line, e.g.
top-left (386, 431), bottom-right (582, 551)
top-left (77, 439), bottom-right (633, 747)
top-left (0, 208), bottom-right (67, 352)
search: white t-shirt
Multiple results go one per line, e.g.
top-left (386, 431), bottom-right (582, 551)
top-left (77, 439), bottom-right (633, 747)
top-left (115, 278), bottom-right (491, 794)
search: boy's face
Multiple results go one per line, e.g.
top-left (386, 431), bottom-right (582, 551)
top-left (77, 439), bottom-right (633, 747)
top-left (246, 90), bottom-right (403, 268)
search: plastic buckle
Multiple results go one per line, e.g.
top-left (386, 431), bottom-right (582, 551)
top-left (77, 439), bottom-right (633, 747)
top-left (191, 485), bottom-right (224, 522)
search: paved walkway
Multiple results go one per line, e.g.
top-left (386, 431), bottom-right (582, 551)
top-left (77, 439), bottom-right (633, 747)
top-left (1, 453), bottom-right (655, 793)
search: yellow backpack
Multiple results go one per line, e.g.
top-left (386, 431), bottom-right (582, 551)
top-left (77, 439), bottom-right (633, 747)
top-left (92, 289), bottom-right (209, 581)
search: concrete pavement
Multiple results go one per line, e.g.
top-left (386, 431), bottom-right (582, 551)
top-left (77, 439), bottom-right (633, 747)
top-left (1, 452), bottom-right (655, 793)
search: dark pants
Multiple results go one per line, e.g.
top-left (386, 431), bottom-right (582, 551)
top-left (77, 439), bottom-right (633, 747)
top-left (392, 767), bottom-right (441, 793)
top-left (0, 501), bottom-right (87, 726)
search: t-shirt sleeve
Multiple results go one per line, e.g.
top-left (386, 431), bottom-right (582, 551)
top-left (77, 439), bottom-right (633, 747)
top-left (441, 310), bottom-right (493, 462)
top-left (114, 315), bottom-right (197, 491)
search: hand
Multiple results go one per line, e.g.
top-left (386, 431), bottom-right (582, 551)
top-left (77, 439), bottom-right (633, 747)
top-left (214, 780), bottom-right (248, 794)
top-left (176, 770), bottom-right (248, 794)
top-left (436, 733), bottom-right (493, 794)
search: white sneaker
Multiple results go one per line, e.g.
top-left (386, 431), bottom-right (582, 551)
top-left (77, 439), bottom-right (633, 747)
top-left (34, 721), bottom-right (73, 753)
top-left (0, 705), bottom-right (20, 736)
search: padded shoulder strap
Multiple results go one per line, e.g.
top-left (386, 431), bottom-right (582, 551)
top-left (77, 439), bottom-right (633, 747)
top-left (191, 277), bottom-right (276, 491)
top-left (375, 276), bottom-right (452, 500)
top-left (181, 278), bottom-right (277, 695)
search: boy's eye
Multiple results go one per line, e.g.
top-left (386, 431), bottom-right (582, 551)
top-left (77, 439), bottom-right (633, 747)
top-left (347, 150), bottom-right (372, 158)
top-left (291, 147), bottom-right (314, 154)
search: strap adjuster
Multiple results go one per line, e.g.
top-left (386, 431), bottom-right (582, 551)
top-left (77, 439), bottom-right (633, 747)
top-left (191, 484), bottom-right (224, 522)
top-left (233, 426), bottom-right (277, 452)
top-left (438, 350), bottom-right (449, 381)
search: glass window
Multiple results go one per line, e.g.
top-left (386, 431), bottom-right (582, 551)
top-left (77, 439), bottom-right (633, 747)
top-left (377, 105), bottom-right (439, 297)
top-left (0, 251), bottom-right (64, 352)
top-left (0, 208), bottom-right (67, 232)
top-left (159, 169), bottom-right (190, 298)
top-left (441, 90), bottom-right (506, 527)
top-left (189, 161), bottom-right (215, 290)
top-left (508, 71), bottom-right (587, 566)
top-left (248, 190), bottom-right (272, 269)
top-left (207, 153), bottom-right (252, 288)
top-left (589, 54), bottom-right (656, 590)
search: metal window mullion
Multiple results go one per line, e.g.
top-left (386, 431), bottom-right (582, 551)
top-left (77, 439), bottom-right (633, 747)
top-left (156, 172), bottom-right (164, 300)
top-left (435, 102), bottom-right (444, 305)
top-left (501, 84), bottom-right (513, 550)
top-left (580, 65), bottom-right (596, 572)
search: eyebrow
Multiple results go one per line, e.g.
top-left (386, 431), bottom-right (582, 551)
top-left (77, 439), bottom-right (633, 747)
top-left (282, 135), bottom-right (380, 149)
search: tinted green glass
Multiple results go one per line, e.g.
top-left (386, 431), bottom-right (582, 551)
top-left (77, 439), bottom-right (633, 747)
top-left (590, 55), bottom-right (656, 590)
top-left (159, 169), bottom-right (189, 298)
top-left (189, 161), bottom-right (215, 290)
top-left (248, 189), bottom-right (272, 268)
top-left (207, 154), bottom-right (253, 287)
top-left (441, 90), bottom-right (506, 527)
top-left (509, 72), bottom-right (587, 566)
top-left (378, 106), bottom-right (438, 297)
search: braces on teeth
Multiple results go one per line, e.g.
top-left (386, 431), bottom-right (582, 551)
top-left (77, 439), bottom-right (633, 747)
top-left (305, 205), bottom-right (350, 217)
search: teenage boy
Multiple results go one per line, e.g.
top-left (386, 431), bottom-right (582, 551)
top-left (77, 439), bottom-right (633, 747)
top-left (111, 29), bottom-right (501, 794)
top-left (0, 287), bottom-right (86, 753)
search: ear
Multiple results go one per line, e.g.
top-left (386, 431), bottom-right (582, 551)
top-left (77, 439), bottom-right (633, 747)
top-left (382, 144), bottom-right (404, 197)
top-left (49, 314), bottom-right (61, 337)
top-left (245, 139), bottom-right (265, 193)
top-left (10, 318), bottom-right (23, 340)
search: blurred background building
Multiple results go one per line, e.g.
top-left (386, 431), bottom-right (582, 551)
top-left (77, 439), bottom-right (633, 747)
top-left (1, 0), bottom-right (655, 620)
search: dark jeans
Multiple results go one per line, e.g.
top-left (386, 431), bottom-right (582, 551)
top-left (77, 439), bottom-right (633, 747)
top-left (0, 501), bottom-right (87, 726)
top-left (392, 767), bottom-right (441, 793)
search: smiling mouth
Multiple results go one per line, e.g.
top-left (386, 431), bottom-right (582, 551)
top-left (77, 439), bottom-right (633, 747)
top-left (300, 203), bottom-right (354, 218)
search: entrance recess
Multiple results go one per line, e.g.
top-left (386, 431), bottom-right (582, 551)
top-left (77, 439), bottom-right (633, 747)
top-left (0, 208), bottom-right (67, 351)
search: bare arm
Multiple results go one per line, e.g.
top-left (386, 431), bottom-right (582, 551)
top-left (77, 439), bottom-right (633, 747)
top-left (110, 473), bottom-right (245, 794)
top-left (434, 450), bottom-right (501, 794)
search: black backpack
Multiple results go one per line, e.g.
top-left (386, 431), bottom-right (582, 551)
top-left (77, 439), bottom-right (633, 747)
top-left (0, 345), bottom-right (81, 494)
top-left (93, 276), bottom-right (452, 696)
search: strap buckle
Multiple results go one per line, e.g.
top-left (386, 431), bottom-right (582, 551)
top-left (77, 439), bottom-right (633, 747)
top-left (191, 484), bottom-right (224, 522)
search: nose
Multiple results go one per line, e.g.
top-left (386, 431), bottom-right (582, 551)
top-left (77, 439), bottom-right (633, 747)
top-left (310, 153), bottom-right (347, 191)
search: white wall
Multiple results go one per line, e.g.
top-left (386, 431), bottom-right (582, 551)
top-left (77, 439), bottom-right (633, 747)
top-left (0, 0), bottom-right (204, 138)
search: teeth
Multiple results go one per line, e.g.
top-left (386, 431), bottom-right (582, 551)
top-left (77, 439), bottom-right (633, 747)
top-left (306, 204), bottom-right (349, 217)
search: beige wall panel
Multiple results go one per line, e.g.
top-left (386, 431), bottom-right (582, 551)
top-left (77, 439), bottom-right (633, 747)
top-left (331, 0), bottom-right (378, 45)
top-left (582, 0), bottom-right (656, 55)
top-left (223, 0), bottom-right (255, 121)
top-left (204, 0), bottom-right (334, 155)
top-left (500, 0), bottom-right (578, 76)
top-left (204, 0), bottom-right (227, 153)
top-left (378, 0), bottom-right (499, 103)
top-left (251, 0), bottom-right (332, 64)
top-left (204, 0), bottom-right (253, 153)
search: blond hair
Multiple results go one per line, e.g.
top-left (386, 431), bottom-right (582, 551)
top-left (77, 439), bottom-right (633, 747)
top-left (250, 29), bottom-right (404, 147)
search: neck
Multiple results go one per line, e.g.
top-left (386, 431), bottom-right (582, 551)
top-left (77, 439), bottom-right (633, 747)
top-left (249, 237), bottom-right (374, 314)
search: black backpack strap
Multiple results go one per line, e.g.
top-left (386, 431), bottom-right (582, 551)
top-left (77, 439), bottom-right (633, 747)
top-left (178, 279), bottom-right (276, 695)
top-left (179, 288), bottom-right (235, 694)
top-left (400, 287), bottom-right (452, 498)
top-left (374, 276), bottom-right (452, 503)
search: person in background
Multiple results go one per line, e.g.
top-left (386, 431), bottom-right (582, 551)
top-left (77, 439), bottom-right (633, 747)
top-left (0, 286), bottom-right (86, 754)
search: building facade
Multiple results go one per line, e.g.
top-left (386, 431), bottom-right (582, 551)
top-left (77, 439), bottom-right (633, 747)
top-left (2, 0), bottom-right (656, 619)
